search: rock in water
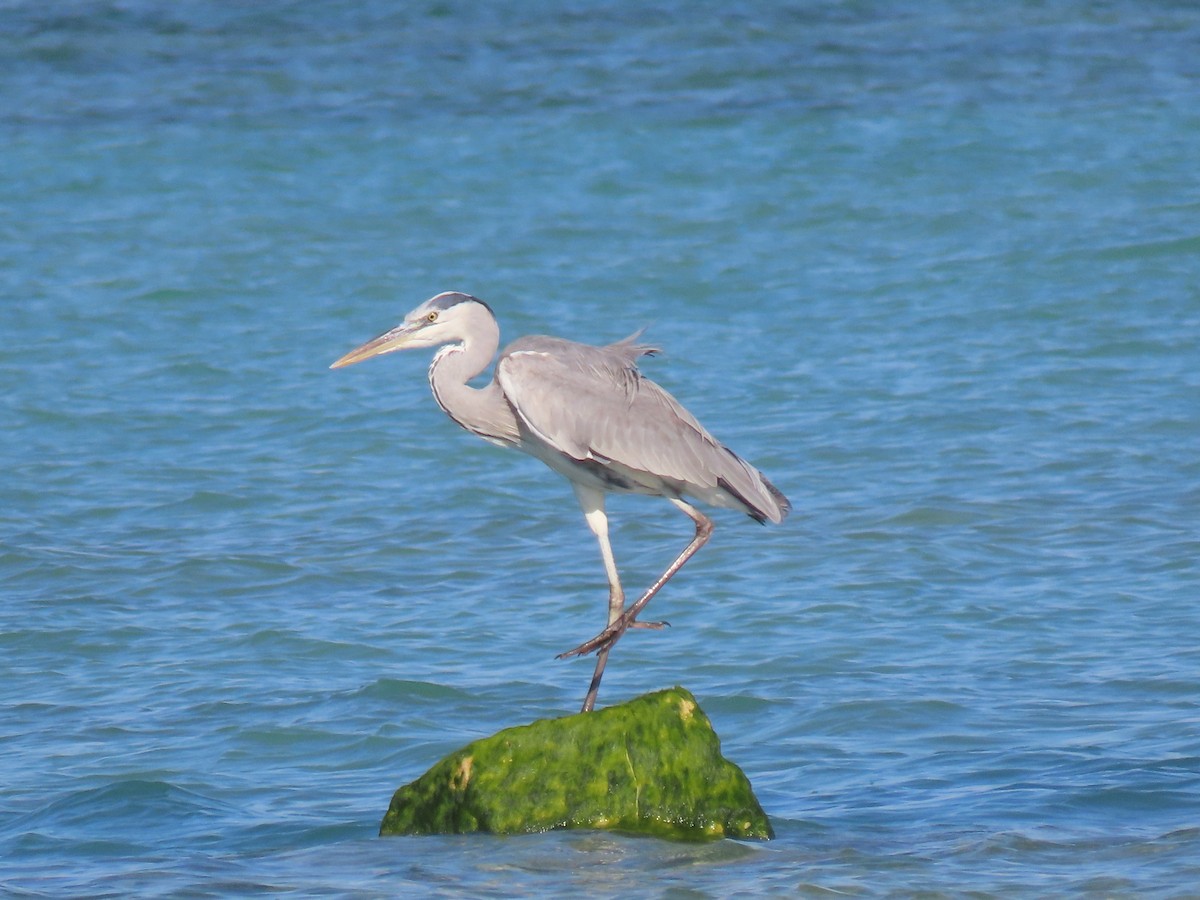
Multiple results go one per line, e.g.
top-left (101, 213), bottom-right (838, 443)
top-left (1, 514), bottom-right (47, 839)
top-left (380, 686), bottom-right (773, 841)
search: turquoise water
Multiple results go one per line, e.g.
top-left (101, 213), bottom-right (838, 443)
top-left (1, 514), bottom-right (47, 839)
top-left (3, 1), bottom-right (1199, 895)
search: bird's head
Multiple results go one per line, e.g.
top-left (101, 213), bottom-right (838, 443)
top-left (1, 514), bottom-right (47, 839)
top-left (330, 291), bottom-right (493, 369)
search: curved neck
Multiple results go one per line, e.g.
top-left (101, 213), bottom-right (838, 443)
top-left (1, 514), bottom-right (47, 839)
top-left (427, 311), bottom-right (518, 446)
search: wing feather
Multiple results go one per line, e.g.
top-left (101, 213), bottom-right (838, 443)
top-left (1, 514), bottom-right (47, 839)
top-left (496, 334), bottom-right (788, 522)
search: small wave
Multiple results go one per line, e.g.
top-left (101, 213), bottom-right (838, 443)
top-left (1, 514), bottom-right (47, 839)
top-left (5, 779), bottom-right (234, 847)
top-left (353, 678), bottom-right (473, 703)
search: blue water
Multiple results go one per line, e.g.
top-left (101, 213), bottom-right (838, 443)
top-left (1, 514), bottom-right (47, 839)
top-left (3, 1), bottom-right (1199, 895)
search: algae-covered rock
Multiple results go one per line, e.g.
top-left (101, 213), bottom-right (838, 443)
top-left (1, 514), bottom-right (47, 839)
top-left (380, 686), bottom-right (772, 841)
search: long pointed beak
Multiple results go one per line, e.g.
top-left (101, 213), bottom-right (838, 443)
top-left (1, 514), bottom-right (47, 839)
top-left (330, 323), bottom-right (418, 369)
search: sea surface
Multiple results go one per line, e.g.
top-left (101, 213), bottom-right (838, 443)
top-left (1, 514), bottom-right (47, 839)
top-left (3, 1), bottom-right (1199, 896)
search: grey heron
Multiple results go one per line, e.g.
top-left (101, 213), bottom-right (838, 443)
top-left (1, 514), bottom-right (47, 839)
top-left (331, 291), bottom-right (790, 712)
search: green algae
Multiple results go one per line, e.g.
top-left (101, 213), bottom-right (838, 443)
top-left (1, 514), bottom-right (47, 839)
top-left (379, 686), bottom-right (772, 841)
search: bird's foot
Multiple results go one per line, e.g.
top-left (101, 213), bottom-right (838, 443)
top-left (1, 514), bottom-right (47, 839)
top-left (557, 614), bottom-right (670, 659)
top-left (630, 619), bottom-right (669, 631)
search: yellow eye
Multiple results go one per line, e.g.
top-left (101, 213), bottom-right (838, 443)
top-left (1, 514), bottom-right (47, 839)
top-left (426, 311), bottom-right (438, 323)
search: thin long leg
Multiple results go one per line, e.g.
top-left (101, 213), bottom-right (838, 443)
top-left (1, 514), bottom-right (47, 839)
top-left (572, 485), bottom-right (624, 713)
top-left (559, 498), bottom-right (714, 661)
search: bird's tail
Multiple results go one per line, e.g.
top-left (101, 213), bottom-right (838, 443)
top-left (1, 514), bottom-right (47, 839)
top-left (715, 449), bottom-right (790, 525)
